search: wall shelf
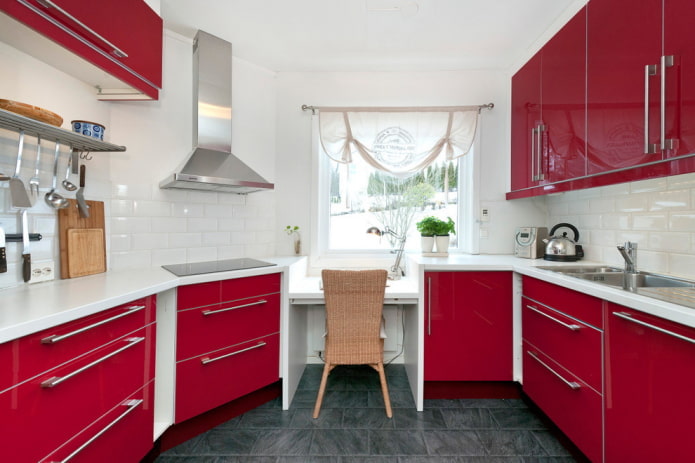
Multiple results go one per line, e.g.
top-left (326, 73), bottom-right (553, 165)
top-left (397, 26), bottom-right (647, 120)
top-left (0, 109), bottom-right (126, 152)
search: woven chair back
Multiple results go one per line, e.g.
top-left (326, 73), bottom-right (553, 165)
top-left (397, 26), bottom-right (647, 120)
top-left (321, 269), bottom-right (388, 365)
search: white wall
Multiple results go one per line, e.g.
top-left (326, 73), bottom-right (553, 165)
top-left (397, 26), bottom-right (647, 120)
top-left (273, 69), bottom-right (546, 261)
top-left (0, 29), bottom-right (278, 288)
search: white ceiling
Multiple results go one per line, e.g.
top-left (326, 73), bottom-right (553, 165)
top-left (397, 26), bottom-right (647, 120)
top-left (160, 0), bottom-right (583, 73)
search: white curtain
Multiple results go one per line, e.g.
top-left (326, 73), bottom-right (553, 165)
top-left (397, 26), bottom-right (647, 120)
top-left (317, 106), bottom-right (480, 177)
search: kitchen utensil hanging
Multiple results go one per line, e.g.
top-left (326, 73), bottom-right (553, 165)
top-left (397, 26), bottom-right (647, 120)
top-left (45, 141), bottom-right (69, 209)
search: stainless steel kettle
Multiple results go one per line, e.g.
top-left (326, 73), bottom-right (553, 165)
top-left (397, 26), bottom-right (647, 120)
top-left (543, 223), bottom-right (584, 261)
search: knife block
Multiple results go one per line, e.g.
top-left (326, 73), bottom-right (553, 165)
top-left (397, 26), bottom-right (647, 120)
top-left (57, 199), bottom-right (106, 279)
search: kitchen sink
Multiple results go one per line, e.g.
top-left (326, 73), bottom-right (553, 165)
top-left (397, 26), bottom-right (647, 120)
top-left (571, 272), bottom-right (695, 288)
top-left (536, 265), bottom-right (622, 274)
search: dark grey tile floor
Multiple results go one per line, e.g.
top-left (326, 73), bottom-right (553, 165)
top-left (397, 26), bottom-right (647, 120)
top-left (156, 364), bottom-right (579, 462)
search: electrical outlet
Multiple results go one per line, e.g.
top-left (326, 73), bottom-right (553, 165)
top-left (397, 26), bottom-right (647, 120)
top-left (29, 260), bottom-right (55, 284)
top-left (480, 208), bottom-right (490, 222)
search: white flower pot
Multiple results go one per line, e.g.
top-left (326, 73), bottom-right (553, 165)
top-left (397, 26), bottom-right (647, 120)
top-left (435, 235), bottom-right (450, 253)
top-left (420, 236), bottom-right (435, 253)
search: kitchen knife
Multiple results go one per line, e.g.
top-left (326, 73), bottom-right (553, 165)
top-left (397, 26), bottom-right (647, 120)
top-left (76, 164), bottom-right (90, 218)
top-left (21, 210), bottom-right (30, 282)
top-left (0, 224), bottom-right (6, 273)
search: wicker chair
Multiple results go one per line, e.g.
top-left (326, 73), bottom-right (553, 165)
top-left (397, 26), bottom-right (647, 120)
top-left (313, 269), bottom-right (393, 419)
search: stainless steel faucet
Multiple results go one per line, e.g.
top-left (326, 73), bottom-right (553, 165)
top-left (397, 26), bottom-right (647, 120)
top-left (617, 242), bottom-right (638, 274)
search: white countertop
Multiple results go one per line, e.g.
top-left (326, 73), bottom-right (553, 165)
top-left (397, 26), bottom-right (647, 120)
top-left (2, 253), bottom-right (694, 343)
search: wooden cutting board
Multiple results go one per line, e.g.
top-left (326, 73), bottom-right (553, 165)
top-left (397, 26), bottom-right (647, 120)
top-left (58, 199), bottom-right (106, 279)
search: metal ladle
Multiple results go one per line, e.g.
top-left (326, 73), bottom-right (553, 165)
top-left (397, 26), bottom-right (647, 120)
top-left (61, 149), bottom-right (77, 191)
top-left (45, 142), bottom-right (69, 209)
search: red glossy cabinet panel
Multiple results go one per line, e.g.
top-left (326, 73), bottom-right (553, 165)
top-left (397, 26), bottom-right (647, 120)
top-left (0, 0), bottom-right (162, 99)
top-left (587, 0), bottom-right (662, 174)
top-left (175, 333), bottom-right (280, 423)
top-left (176, 292), bottom-right (281, 361)
top-left (511, 52), bottom-right (542, 191)
top-left (1, 324), bottom-right (155, 462)
top-left (522, 297), bottom-right (602, 393)
top-left (523, 343), bottom-right (602, 463)
top-left (424, 271), bottom-right (512, 381)
top-left (41, 380), bottom-right (155, 463)
top-left (177, 273), bottom-right (281, 310)
top-left (605, 304), bottom-right (695, 462)
top-left (0, 296), bottom-right (155, 393)
top-left (542, 7), bottom-right (587, 183)
top-left (522, 276), bottom-right (603, 329)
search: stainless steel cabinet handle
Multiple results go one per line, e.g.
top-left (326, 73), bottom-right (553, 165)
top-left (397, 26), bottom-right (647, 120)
top-left (50, 399), bottom-right (143, 463)
top-left (527, 350), bottom-right (581, 390)
top-left (660, 55), bottom-right (675, 152)
top-left (31, 0), bottom-right (129, 57)
top-left (427, 277), bottom-right (432, 336)
top-left (537, 124), bottom-right (545, 181)
top-left (201, 299), bottom-right (267, 316)
top-left (644, 63), bottom-right (658, 154)
top-left (526, 304), bottom-right (581, 331)
top-left (201, 341), bottom-right (267, 365)
top-left (41, 305), bottom-right (146, 344)
top-left (613, 311), bottom-right (695, 344)
top-left (40, 337), bottom-right (144, 388)
top-left (530, 127), bottom-right (537, 182)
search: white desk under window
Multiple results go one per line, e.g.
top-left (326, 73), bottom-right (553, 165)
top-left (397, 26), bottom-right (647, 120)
top-left (283, 276), bottom-right (423, 411)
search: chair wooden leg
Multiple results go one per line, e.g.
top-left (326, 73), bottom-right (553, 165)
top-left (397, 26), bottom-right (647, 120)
top-left (313, 363), bottom-right (332, 418)
top-left (375, 362), bottom-right (393, 418)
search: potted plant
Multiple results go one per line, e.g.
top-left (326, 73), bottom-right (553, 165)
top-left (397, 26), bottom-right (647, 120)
top-left (416, 216), bottom-right (440, 253)
top-left (432, 217), bottom-right (456, 253)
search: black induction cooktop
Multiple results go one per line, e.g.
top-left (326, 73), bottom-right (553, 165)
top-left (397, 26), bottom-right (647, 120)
top-left (162, 258), bottom-right (276, 277)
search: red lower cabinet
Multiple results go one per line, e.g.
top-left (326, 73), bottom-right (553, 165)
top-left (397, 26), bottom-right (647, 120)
top-left (605, 303), bottom-right (695, 462)
top-left (523, 344), bottom-right (602, 463)
top-left (424, 271), bottom-right (512, 381)
top-left (175, 333), bottom-right (280, 423)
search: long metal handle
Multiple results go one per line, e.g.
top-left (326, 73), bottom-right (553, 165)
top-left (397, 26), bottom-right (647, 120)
top-left (530, 127), bottom-right (537, 181)
top-left (51, 399), bottom-right (143, 463)
top-left (613, 311), bottom-right (695, 344)
top-left (32, 0), bottom-right (128, 57)
top-left (201, 299), bottom-right (267, 316)
top-left (527, 350), bottom-right (581, 390)
top-left (40, 337), bottom-right (144, 388)
top-left (41, 305), bottom-right (146, 343)
top-left (660, 55), bottom-right (675, 152)
top-left (537, 124), bottom-right (545, 181)
top-left (427, 277), bottom-right (432, 336)
top-left (201, 341), bottom-right (267, 365)
top-left (526, 304), bottom-right (581, 331)
top-left (644, 64), bottom-right (658, 154)
top-left (14, 130), bottom-right (25, 177)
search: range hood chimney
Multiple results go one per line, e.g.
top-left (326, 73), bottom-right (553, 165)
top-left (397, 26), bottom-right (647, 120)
top-left (159, 30), bottom-right (274, 194)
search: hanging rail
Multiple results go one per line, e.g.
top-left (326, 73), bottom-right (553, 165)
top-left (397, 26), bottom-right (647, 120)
top-left (301, 103), bottom-right (494, 115)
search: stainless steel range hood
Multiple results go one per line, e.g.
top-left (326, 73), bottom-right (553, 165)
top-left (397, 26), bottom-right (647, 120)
top-left (159, 31), bottom-right (273, 194)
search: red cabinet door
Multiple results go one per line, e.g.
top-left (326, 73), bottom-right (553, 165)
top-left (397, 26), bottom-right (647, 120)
top-left (663, 0), bottom-right (695, 159)
top-left (605, 304), bottom-right (695, 462)
top-left (0, 0), bottom-right (162, 99)
top-left (542, 7), bottom-right (587, 183)
top-left (587, 0), bottom-right (662, 174)
top-left (511, 52), bottom-right (542, 191)
top-left (424, 271), bottom-right (512, 381)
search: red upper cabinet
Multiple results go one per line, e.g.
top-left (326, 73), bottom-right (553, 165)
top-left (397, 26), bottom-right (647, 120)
top-left (0, 0), bottom-right (162, 100)
top-left (605, 303), bottom-right (695, 462)
top-left (424, 271), bottom-right (512, 381)
top-left (663, 0), bottom-right (695, 159)
top-left (510, 7), bottom-right (586, 194)
top-left (587, 0), bottom-right (661, 174)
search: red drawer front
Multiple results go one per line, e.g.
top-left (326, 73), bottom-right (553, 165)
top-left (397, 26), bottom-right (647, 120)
top-left (177, 273), bottom-right (281, 310)
top-left (522, 297), bottom-right (603, 392)
top-left (175, 333), bottom-right (280, 423)
top-left (0, 296), bottom-right (155, 393)
top-left (522, 276), bottom-right (603, 329)
top-left (1, 325), bottom-right (155, 463)
top-left (41, 380), bottom-right (154, 463)
top-left (177, 293), bottom-right (280, 361)
top-left (523, 343), bottom-right (603, 463)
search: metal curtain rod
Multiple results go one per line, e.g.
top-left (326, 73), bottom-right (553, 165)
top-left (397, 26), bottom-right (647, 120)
top-left (300, 103), bottom-right (494, 115)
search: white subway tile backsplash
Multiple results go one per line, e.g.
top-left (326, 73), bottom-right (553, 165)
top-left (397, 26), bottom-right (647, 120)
top-left (111, 199), bottom-right (134, 216)
top-left (169, 232), bottom-right (202, 248)
top-left (151, 248), bottom-right (186, 266)
top-left (632, 213), bottom-right (668, 230)
top-left (151, 217), bottom-right (187, 233)
top-left (110, 250), bottom-right (152, 270)
top-left (186, 247), bottom-right (218, 262)
top-left (131, 233), bottom-right (170, 250)
top-left (615, 195), bottom-right (648, 213)
top-left (590, 230), bottom-right (616, 246)
top-left (648, 190), bottom-right (690, 211)
top-left (218, 218), bottom-right (245, 232)
top-left (630, 177), bottom-right (668, 193)
top-left (202, 231), bottom-right (231, 246)
top-left (648, 232), bottom-right (691, 252)
top-left (111, 217), bottom-right (152, 234)
top-left (133, 200), bottom-right (171, 217)
top-left (668, 253), bottom-right (695, 279)
top-left (669, 213), bottom-right (695, 232)
top-left (204, 204), bottom-right (235, 218)
top-left (112, 183), bottom-right (153, 200)
top-left (588, 198), bottom-right (615, 213)
top-left (217, 245), bottom-right (246, 259)
top-left (600, 213), bottom-right (629, 230)
top-left (600, 182), bottom-right (630, 197)
top-left (171, 203), bottom-right (204, 218)
top-left (668, 172), bottom-right (695, 190)
top-left (110, 234), bottom-right (132, 252)
top-left (187, 218), bottom-right (217, 232)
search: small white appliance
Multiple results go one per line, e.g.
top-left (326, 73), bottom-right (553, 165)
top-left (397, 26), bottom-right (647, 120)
top-left (514, 227), bottom-right (548, 259)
